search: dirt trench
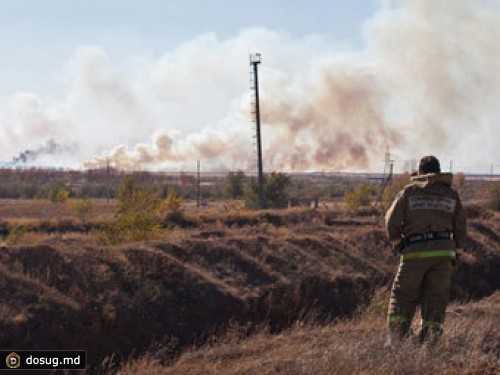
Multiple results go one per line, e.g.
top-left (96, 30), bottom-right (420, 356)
top-left (0, 219), bottom-right (498, 371)
top-left (0, 230), bottom-right (385, 370)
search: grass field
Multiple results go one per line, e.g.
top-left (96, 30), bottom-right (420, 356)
top-left (0, 199), bottom-right (498, 373)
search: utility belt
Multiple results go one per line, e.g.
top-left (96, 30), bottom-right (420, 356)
top-left (403, 231), bottom-right (452, 247)
top-left (393, 231), bottom-right (456, 260)
top-left (393, 231), bottom-right (453, 254)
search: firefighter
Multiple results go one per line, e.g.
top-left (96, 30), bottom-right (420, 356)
top-left (385, 156), bottom-right (466, 344)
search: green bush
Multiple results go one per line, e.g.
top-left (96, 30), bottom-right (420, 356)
top-left (225, 171), bottom-right (246, 199)
top-left (245, 172), bottom-right (292, 209)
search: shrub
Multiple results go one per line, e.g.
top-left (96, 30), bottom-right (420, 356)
top-left (6, 225), bottom-right (28, 245)
top-left (344, 183), bottom-right (376, 209)
top-left (46, 182), bottom-right (70, 203)
top-left (164, 187), bottom-right (183, 215)
top-left (162, 187), bottom-right (186, 226)
top-left (73, 197), bottom-right (94, 224)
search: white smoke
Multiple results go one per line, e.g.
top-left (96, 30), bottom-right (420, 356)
top-left (366, 0), bottom-right (500, 169)
top-left (1, 0), bottom-right (499, 172)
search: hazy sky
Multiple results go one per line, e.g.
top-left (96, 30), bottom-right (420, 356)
top-left (0, 0), bottom-right (375, 96)
top-left (0, 0), bottom-right (499, 173)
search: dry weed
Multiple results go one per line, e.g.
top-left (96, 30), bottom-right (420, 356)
top-left (119, 295), bottom-right (499, 375)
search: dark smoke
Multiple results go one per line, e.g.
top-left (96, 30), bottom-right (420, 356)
top-left (11, 139), bottom-right (66, 165)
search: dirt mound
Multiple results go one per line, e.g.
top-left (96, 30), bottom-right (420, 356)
top-left (464, 204), bottom-right (494, 220)
top-left (452, 219), bottom-right (500, 299)
top-left (0, 229), bottom-right (388, 369)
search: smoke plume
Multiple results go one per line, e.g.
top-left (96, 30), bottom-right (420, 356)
top-left (11, 139), bottom-right (63, 164)
top-left (1, 0), bottom-right (500, 172)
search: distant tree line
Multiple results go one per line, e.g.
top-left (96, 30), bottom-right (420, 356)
top-left (0, 167), bottom-right (407, 205)
top-left (0, 168), bottom-right (493, 210)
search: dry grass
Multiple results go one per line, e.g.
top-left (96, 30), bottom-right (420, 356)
top-left (119, 293), bottom-right (500, 375)
top-left (0, 198), bottom-right (115, 221)
top-left (0, 201), bottom-right (498, 372)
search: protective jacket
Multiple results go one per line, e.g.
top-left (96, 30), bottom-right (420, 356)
top-left (385, 172), bottom-right (467, 343)
top-left (385, 173), bottom-right (466, 254)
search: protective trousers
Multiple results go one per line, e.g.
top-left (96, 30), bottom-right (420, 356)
top-left (387, 256), bottom-right (453, 343)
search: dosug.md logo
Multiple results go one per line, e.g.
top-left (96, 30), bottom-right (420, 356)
top-left (6, 352), bottom-right (21, 369)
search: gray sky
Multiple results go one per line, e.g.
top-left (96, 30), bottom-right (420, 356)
top-left (0, 0), bottom-right (499, 173)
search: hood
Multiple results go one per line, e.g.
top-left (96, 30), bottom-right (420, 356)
top-left (410, 173), bottom-right (453, 187)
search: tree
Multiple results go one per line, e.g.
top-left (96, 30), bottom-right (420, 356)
top-left (245, 172), bottom-right (291, 209)
top-left (103, 177), bottom-right (162, 244)
top-left (225, 170), bottom-right (246, 198)
top-left (265, 172), bottom-right (292, 208)
top-left (244, 178), bottom-right (260, 209)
